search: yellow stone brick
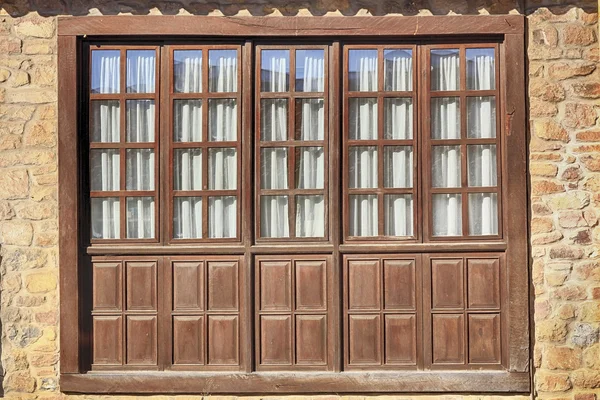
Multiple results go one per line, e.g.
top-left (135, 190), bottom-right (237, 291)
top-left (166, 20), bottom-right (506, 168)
top-left (25, 271), bottom-right (57, 294)
top-left (1, 220), bottom-right (33, 245)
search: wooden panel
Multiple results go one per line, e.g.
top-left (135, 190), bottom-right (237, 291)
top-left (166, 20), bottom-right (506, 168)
top-left (260, 261), bottom-right (291, 311)
top-left (431, 259), bottom-right (464, 309)
top-left (93, 262), bottom-right (122, 311)
top-left (260, 315), bottom-right (292, 365)
top-left (93, 316), bottom-right (123, 365)
top-left (207, 261), bottom-right (239, 311)
top-left (467, 258), bottom-right (500, 309)
top-left (385, 314), bottom-right (416, 365)
top-left (173, 316), bottom-right (204, 365)
top-left (295, 261), bottom-right (326, 311)
top-left (432, 314), bottom-right (465, 364)
top-left (469, 314), bottom-right (501, 364)
top-left (207, 315), bottom-right (239, 365)
top-left (348, 260), bottom-right (380, 311)
top-left (126, 262), bottom-right (157, 311)
top-left (126, 316), bottom-right (157, 365)
top-left (383, 259), bottom-right (415, 310)
top-left (173, 262), bottom-right (204, 311)
top-left (348, 315), bottom-right (381, 365)
top-left (296, 315), bottom-right (327, 365)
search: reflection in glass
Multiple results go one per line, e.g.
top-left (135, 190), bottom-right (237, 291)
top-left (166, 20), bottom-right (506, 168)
top-left (90, 149), bottom-right (120, 191)
top-left (208, 148), bottom-right (237, 190)
top-left (208, 99), bottom-right (237, 141)
top-left (384, 98), bottom-right (412, 140)
top-left (296, 195), bottom-right (325, 238)
top-left (384, 49), bottom-right (413, 91)
top-left (432, 146), bottom-right (461, 188)
top-left (209, 196), bottom-right (236, 238)
top-left (174, 50), bottom-right (202, 93)
top-left (469, 193), bottom-right (498, 236)
top-left (296, 99), bottom-right (324, 140)
top-left (296, 147), bottom-right (324, 189)
top-left (126, 197), bottom-right (155, 239)
top-left (261, 99), bottom-right (288, 141)
top-left (126, 149), bottom-right (155, 191)
top-left (174, 149), bottom-right (202, 191)
top-left (349, 98), bottom-right (377, 140)
top-left (126, 50), bottom-right (156, 93)
top-left (261, 195), bottom-right (289, 238)
top-left (468, 145), bottom-right (497, 187)
top-left (261, 50), bottom-right (290, 92)
top-left (349, 195), bottom-right (378, 236)
top-left (349, 146), bottom-right (377, 189)
top-left (384, 146), bottom-right (413, 188)
top-left (261, 148), bottom-right (288, 189)
top-left (91, 197), bottom-right (120, 239)
top-left (467, 96), bottom-right (496, 138)
top-left (91, 50), bottom-right (120, 94)
top-left (174, 99), bottom-right (202, 142)
top-left (209, 50), bottom-right (238, 92)
top-left (126, 100), bottom-right (155, 142)
top-left (385, 194), bottom-right (413, 236)
top-left (174, 197), bottom-right (202, 239)
top-left (91, 100), bottom-right (120, 142)
top-left (433, 194), bottom-right (462, 236)
top-left (467, 48), bottom-right (495, 90)
top-left (348, 49), bottom-right (378, 91)
top-left (431, 49), bottom-right (459, 91)
top-left (431, 97), bottom-right (460, 139)
top-left (296, 49), bottom-right (325, 92)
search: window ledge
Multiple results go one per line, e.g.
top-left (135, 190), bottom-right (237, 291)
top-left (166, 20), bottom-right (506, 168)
top-left (61, 371), bottom-right (530, 394)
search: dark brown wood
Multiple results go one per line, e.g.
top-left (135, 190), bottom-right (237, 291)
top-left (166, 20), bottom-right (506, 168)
top-left (58, 16), bottom-right (525, 37)
top-left (60, 370), bottom-right (531, 393)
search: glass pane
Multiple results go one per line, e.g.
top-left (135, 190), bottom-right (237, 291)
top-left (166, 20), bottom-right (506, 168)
top-left (384, 98), bottom-right (412, 140)
top-left (296, 147), bottom-right (324, 189)
top-left (126, 50), bottom-right (156, 93)
top-left (261, 99), bottom-right (288, 141)
top-left (432, 194), bottom-right (462, 236)
top-left (174, 197), bottom-right (202, 239)
top-left (431, 49), bottom-right (459, 91)
top-left (349, 98), bottom-right (377, 140)
top-left (174, 99), bottom-right (202, 142)
top-left (349, 146), bottom-right (377, 189)
top-left (260, 195), bottom-right (289, 238)
top-left (431, 97), bottom-right (460, 139)
top-left (384, 49), bottom-right (413, 91)
top-left (261, 148), bottom-right (288, 189)
top-left (261, 50), bottom-right (290, 92)
top-left (467, 96), bottom-right (496, 138)
top-left (174, 149), bottom-right (202, 191)
top-left (296, 195), bottom-right (325, 238)
top-left (90, 149), bottom-right (120, 191)
top-left (208, 148), bottom-right (237, 190)
top-left (126, 100), bottom-right (155, 142)
top-left (126, 149), bottom-right (155, 190)
top-left (126, 197), bottom-right (155, 239)
top-left (467, 48), bottom-right (495, 90)
top-left (384, 146), bottom-right (413, 188)
top-left (91, 50), bottom-right (120, 94)
top-left (91, 197), bottom-right (120, 239)
top-left (174, 50), bottom-right (203, 93)
top-left (469, 193), bottom-right (498, 236)
top-left (91, 100), bottom-right (120, 142)
top-left (384, 194), bottom-right (413, 236)
top-left (432, 146), bottom-right (461, 188)
top-left (468, 145), bottom-right (497, 187)
top-left (348, 49), bottom-right (377, 92)
top-left (209, 50), bottom-right (238, 92)
top-left (296, 49), bottom-right (325, 92)
top-left (349, 194), bottom-right (378, 237)
top-left (295, 98), bottom-right (324, 140)
top-left (209, 196), bottom-right (236, 238)
top-left (208, 99), bottom-right (237, 141)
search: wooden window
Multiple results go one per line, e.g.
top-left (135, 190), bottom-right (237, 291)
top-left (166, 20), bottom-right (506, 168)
top-left (59, 16), bottom-right (528, 394)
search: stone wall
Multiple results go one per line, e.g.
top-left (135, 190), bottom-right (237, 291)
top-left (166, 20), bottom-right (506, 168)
top-left (0, 0), bottom-right (598, 399)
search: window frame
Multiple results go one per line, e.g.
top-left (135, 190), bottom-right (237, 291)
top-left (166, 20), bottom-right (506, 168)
top-left (58, 15), bottom-right (529, 394)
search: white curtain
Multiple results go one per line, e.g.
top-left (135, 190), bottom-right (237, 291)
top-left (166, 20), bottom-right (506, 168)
top-left (300, 54), bottom-right (324, 92)
top-left (91, 149), bottom-right (119, 192)
top-left (209, 196), bottom-right (236, 238)
top-left (126, 51), bottom-right (155, 93)
top-left (349, 195), bottom-right (377, 236)
top-left (210, 51), bottom-right (237, 92)
top-left (174, 197), bottom-right (202, 239)
top-left (210, 99), bottom-right (237, 141)
top-left (174, 51), bottom-right (202, 93)
top-left (92, 101), bottom-right (119, 142)
top-left (127, 197), bottom-right (155, 239)
top-left (91, 198), bottom-right (119, 239)
top-left (174, 100), bottom-right (202, 142)
top-left (261, 99), bottom-right (287, 141)
top-left (385, 195), bottom-right (413, 236)
top-left (431, 50), bottom-right (459, 91)
top-left (469, 193), bottom-right (498, 235)
top-left (127, 100), bottom-right (155, 142)
top-left (384, 98), bottom-right (412, 140)
top-left (433, 194), bottom-right (462, 236)
top-left (385, 51), bottom-right (412, 91)
top-left (92, 51), bottom-right (119, 94)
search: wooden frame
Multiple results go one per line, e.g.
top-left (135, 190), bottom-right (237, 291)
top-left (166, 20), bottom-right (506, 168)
top-left (58, 15), bottom-right (529, 394)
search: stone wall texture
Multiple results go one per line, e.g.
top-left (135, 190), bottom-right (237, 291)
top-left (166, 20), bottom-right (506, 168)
top-left (0, 0), bottom-right (598, 399)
